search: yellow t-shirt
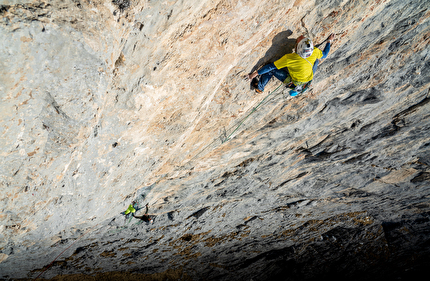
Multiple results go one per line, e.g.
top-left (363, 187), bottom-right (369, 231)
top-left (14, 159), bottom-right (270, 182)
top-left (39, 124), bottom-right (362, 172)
top-left (274, 48), bottom-right (323, 83)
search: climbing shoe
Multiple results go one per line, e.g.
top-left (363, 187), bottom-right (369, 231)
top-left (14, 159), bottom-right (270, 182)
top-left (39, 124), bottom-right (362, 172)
top-left (289, 90), bottom-right (298, 97)
top-left (251, 78), bottom-right (262, 93)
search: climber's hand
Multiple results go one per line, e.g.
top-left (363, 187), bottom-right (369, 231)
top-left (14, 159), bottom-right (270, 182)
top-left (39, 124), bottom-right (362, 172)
top-left (245, 71), bottom-right (258, 81)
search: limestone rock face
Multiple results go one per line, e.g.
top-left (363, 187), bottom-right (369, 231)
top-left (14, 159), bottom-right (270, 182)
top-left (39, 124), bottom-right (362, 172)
top-left (1, 0), bottom-right (430, 280)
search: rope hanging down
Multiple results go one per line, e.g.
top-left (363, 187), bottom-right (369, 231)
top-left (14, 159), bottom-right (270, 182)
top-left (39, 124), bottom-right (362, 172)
top-left (223, 83), bottom-right (284, 143)
top-left (190, 83), bottom-right (286, 162)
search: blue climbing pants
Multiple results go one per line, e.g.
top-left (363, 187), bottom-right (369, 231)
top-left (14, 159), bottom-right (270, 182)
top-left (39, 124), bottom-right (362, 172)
top-left (256, 63), bottom-right (289, 92)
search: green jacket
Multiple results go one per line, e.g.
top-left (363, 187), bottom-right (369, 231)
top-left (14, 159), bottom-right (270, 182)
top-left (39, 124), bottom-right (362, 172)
top-left (124, 204), bottom-right (136, 215)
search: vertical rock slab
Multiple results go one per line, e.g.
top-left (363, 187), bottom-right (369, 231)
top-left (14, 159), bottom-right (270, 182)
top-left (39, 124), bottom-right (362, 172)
top-left (0, 0), bottom-right (429, 280)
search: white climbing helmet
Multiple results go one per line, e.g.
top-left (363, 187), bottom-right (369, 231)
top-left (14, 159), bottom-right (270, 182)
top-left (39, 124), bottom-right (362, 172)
top-left (297, 37), bottom-right (314, 58)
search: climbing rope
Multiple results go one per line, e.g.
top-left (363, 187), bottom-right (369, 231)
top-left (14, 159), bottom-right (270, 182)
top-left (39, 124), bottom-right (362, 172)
top-left (223, 83), bottom-right (284, 143)
top-left (190, 83), bottom-right (286, 162)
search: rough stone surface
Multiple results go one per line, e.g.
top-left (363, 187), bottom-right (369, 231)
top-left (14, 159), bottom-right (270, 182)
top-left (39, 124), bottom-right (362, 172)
top-left (0, 0), bottom-right (430, 280)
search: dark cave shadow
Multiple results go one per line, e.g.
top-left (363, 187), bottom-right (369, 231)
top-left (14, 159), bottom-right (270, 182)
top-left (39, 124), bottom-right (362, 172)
top-left (250, 29), bottom-right (297, 74)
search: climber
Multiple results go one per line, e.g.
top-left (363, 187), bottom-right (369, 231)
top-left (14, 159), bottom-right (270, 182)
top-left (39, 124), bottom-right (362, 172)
top-left (123, 200), bottom-right (138, 219)
top-left (134, 203), bottom-right (154, 224)
top-left (246, 33), bottom-right (335, 96)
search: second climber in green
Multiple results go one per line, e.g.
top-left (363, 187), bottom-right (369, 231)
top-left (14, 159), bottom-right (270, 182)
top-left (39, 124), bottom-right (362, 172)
top-left (247, 33), bottom-right (335, 96)
top-left (124, 201), bottom-right (138, 219)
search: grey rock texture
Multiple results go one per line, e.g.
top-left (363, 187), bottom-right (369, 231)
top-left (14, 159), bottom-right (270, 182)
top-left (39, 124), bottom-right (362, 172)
top-left (0, 0), bottom-right (429, 280)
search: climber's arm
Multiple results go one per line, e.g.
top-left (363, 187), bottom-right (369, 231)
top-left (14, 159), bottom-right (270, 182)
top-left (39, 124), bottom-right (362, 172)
top-left (321, 33), bottom-right (335, 59)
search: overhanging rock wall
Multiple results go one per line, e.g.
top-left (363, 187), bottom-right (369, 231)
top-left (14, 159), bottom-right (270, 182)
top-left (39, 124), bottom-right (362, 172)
top-left (1, 0), bottom-right (429, 280)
